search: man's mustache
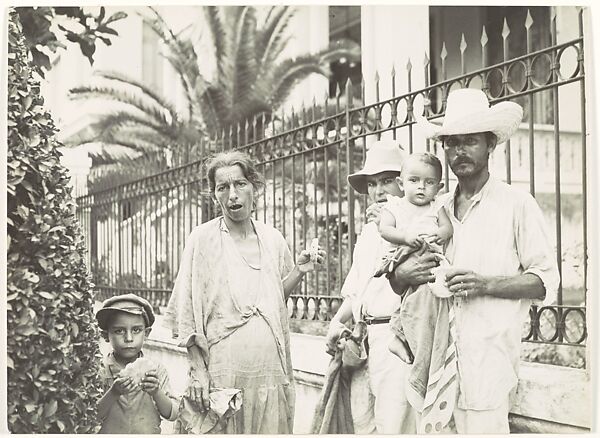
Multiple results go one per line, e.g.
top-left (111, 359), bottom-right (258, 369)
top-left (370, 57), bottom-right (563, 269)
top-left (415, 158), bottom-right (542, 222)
top-left (452, 158), bottom-right (474, 166)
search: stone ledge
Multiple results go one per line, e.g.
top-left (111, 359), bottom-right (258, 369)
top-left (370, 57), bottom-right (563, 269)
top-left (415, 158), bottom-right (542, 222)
top-left (294, 369), bottom-right (325, 389)
top-left (509, 413), bottom-right (589, 434)
top-left (289, 333), bottom-right (592, 432)
top-left (145, 337), bottom-right (186, 355)
top-left (511, 361), bottom-right (591, 429)
top-left (142, 328), bottom-right (591, 433)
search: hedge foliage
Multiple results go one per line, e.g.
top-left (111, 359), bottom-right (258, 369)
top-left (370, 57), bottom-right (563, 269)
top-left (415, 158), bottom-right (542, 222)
top-left (7, 10), bottom-right (103, 433)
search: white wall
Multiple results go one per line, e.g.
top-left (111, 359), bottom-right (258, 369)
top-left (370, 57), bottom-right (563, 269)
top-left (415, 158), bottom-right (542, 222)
top-left (361, 5), bottom-right (430, 150)
top-left (42, 6), bottom-right (145, 138)
top-left (279, 6), bottom-right (331, 114)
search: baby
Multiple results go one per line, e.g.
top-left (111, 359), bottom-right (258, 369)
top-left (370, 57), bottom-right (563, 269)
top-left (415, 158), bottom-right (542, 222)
top-left (374, 152), bottom-right (453, 362)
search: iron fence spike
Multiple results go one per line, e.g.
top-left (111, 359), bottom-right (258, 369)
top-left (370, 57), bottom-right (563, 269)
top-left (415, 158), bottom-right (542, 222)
top-left (460, 33), bottom-right (467, 52)
top-left (502, 18), bottom-right (510, 39)
top-left (406, 58), bottom-right (412, 71)
top-left (551, 6), bottom-right (557, 21)
top-left (481, 26), bottom-right (488, 47)
top-left (346, 78), bottom-right (353, 103)
top-left (440, 42), bottom-right (447, 60)
top-left (361, 76), bottom-right (366, 103)
top-left (525, 9), bottom-right (533, 29)
top-left (374, 70), bottom-right (380, 82)
top-left (391, 64), bottom-right (396, 77)
top-left (424, 51), bottom-right (430, 66)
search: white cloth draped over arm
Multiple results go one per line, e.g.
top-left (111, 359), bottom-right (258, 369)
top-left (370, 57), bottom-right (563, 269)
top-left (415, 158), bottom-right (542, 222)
top-left (163, 227), bottom-right (210, 366)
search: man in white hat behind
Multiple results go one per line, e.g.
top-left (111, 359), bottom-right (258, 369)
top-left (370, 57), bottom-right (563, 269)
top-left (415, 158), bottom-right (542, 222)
top-left (390, 88), bottom-right (560, 433)
top-left (325, 140), bottom-right (438, 434)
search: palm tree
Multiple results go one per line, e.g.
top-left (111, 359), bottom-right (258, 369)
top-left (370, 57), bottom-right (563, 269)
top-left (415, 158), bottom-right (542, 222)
top-left (65, 5), bottom-right (360, 168)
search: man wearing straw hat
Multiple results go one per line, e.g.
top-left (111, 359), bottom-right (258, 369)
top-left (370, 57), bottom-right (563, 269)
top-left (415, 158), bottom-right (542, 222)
top-left (325, 140), bottom-right (439, 434)
top-left (390, 88), bottom-right (560, 433)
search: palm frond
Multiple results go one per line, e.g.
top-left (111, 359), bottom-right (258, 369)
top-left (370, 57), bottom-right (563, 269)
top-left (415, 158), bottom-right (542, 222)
top-left (232, 98), bottom-right (272, 125)
top-left (203, 6), bottom-right (226, 67)
top-left (143, 6), bottom-right (203, 119)
top-left (71, 110), bottom-right (173, 147)
top-left (75, 142), bottom-right (145, 163)
top-left (232, 6), bottom-right (258, 108)
top-left (269, 60), bottom-right (329, 110)
top-left (69, 83), bottom-right (175, 130)
top-left (201, 86), bottom-right (231, 131)
top-left (257, 6), bottom-right (295, 67)
top-left (115, 124), bottom-right (171, 145)
top-left (257, 6), bottom-right (295, 75)
top-left (94, 70), bottom-right (180, 123)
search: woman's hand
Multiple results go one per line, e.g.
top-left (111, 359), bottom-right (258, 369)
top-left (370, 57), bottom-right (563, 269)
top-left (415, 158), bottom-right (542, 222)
top-left (297, 245), bottom-right (326, 273)
top-left (187, 368), bottom-right (211, 412)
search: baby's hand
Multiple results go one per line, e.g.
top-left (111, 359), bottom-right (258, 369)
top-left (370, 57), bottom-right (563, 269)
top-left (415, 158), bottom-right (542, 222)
top-left (429, 230), bottom-right (450, 245)
top-left (406, 233), bottom-right (424, 248)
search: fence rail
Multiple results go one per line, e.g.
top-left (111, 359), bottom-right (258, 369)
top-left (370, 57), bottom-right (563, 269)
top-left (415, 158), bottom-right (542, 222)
top-left (77, 7), bottom-right (588, 350)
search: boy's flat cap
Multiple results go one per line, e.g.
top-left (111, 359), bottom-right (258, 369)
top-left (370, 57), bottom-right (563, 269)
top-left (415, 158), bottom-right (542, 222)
top-left (96, 293), bottom-right (155, 330)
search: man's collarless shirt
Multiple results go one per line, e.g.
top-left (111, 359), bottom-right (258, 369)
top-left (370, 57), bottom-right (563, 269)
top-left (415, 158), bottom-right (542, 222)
top-left (440, 177), bottom-right (559, 410)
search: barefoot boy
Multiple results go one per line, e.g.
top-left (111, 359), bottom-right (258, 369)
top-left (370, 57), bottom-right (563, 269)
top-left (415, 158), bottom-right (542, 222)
top-left (96, 293), bottom-right (178, 433)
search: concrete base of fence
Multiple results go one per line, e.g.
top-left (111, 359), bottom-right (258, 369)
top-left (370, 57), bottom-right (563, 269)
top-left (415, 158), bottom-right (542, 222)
top-left (98, 311), bottom-right (591, 434)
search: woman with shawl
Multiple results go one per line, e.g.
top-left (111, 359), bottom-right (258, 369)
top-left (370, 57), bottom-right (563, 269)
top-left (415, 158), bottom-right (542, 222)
top-left (165, 151), bottom-right (325, 434)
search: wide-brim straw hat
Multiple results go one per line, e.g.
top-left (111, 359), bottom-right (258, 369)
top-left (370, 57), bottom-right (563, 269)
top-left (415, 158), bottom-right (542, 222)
top-left (347, 140), bottom-right (406, 194)
top-left (417, 89), bottom-right (523, 144)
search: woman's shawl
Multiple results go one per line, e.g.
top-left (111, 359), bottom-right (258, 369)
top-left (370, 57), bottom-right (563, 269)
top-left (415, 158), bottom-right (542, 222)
top-left (163, 217), bottom-right (296, 418)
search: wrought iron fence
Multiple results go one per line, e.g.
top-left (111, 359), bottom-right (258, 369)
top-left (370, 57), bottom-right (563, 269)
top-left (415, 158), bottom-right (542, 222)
top-left (76, 8), bottom-right (588, 349)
